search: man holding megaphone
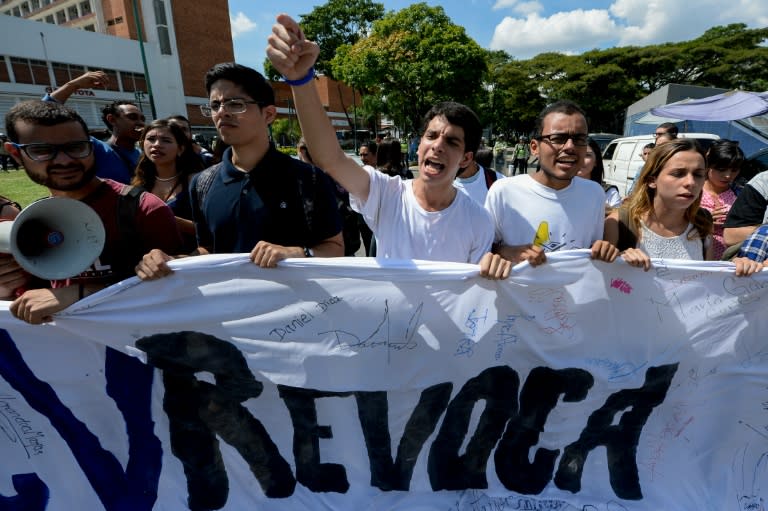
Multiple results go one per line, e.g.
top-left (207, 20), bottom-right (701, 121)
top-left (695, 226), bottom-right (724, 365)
top-left (2, 100), bottom-right (183, 324)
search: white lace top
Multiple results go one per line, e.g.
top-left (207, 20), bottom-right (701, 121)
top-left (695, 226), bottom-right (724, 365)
top-left (637, 222), bottom-right (708, 260)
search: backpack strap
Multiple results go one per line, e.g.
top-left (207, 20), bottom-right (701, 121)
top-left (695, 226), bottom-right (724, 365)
top-left (113, 184), bottom-right (145, 279)
top-left (616, 206), bottom-right (638, 251)
top-left (193, 163), bottom-right (223, 208)
top-left (483, 166), bottom-right (498, 190)
top-left (299, 166), bottom-right (319, 234)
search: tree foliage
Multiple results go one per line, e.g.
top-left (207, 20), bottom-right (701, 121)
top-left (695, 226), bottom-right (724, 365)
top-left (486, 23), bottom-right (768, 134)
top-left (270, 117), bottom-right (302, 147)
top-left (331, 3), bottom-right (488, 134)
top-left (268, 7), bottom-right (768, 140)
top-left (298, 0), bottom-right (385, 80)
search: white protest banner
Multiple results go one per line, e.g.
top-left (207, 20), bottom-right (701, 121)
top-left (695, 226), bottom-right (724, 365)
top-left (0, 252), bottom-right (767, 511)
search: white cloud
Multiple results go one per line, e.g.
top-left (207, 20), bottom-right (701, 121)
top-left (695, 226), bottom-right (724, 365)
top-left (492, 0), bottom-right (518, 10)
top-left (230, 12), bottom-right (257, 39)
top-left (514, 1), bottom-right (544, 16)
top-left (490, 0), bottom-right (768, 60)
top-left (614, 0), bottom-right (768, 46)
top-left (492, 0), bottom-right (543, 16)
top-left (490, 10), bottom-right (617, 59)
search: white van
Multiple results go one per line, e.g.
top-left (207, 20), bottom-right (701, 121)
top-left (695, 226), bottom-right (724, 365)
top-left (602, 133), bottom-right (720, 197)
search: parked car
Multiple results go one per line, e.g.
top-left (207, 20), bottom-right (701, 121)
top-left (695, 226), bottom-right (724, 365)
top-left (588, 133), bottom-right (621, 153)
top-left (602, 133), bottom-right (720, 197)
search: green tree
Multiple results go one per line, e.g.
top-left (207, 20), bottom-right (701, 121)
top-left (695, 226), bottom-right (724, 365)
top-left (331, 3), bottom-right (488, 134)
top-left (270, 117), bottom-right (302, 147)
top-left (299, 0), bottom-right (385, 80)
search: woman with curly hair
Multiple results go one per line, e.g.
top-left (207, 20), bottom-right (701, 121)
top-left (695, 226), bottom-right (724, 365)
top-left (604, 138), bottom-right (760, 276)
top-left (132, 119), bottom-right (203, 252)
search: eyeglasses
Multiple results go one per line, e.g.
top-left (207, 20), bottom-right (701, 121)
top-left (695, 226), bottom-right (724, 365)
top-left (11, 141), bottom-right (93, 161)
top-left (654, 132), bottom-right (668, 137)
top-left (200, 98), bottom-right (263, 117)
top-left (536, 133), bottom-right (589, 147)
top-left (123, 113), bottom-right (146, 122)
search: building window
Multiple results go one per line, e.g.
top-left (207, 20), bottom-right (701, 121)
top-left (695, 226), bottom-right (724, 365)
top-left (67, 5), bottom-right (78, 20)
top-left (45, 14), bottom-right (54, 23)
top-left (10, 57), bottom-right (49, 86)
top-left (153, 0), bottom-right (172, 55)
top-left (52, 62), bottom-right (86, 85)
top-left (31, 0), bottom-right (40, 11)
top-left (55, 9), bottom-right (65, 23)
top-left (42, 0), bottom-right (50, 5)
top-left (12, 6), bottom-right (20, 16)
top-left (79, 0), bottom-right (91, 15)
top-left (84, 24), bottom-right (95, 31)
top-left (20, 2), bottom-right (30, 15)
top-left (120, 71), bottom-right (146, 93)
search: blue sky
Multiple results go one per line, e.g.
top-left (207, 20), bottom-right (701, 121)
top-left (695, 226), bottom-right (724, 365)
top-left (228, 0), bottom-right (768, 74)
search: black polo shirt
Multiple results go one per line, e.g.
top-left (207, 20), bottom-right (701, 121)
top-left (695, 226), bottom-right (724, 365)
top-left (190, 145), bottom-right (342, 254)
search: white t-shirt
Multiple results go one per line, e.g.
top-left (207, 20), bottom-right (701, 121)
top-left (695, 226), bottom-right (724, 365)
top-left (454, 165), bottom-right (505, 206)
top-left (484, 174), bottom-right (605, 252)
top-left (351, 166), bottom-right (494, 263)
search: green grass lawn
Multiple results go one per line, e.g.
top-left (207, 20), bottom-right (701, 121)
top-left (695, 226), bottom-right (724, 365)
top-left (0, 169), bottom-right (49, 207)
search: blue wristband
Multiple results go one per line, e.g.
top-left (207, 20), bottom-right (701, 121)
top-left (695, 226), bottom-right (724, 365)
top-left (283, 67), bottom-right (315, 86)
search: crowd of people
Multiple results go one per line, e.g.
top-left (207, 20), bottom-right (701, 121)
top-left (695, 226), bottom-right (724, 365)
top-left (0, 13), bottom-right (766, 325)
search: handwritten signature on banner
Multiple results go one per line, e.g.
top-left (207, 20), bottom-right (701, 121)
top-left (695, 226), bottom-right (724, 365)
top-left (2, 256), bottom-right (768, 510)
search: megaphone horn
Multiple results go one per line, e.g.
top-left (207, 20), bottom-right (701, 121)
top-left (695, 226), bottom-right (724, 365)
top-left (0, 197), bottom-right (106, 280)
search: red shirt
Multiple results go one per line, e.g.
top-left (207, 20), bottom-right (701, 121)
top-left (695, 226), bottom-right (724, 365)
top-left (52, 179), bottom-right (182, 288)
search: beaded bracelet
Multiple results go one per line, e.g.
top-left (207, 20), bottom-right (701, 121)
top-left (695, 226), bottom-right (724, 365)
top-left (283, 67), bottom-right (315, 86)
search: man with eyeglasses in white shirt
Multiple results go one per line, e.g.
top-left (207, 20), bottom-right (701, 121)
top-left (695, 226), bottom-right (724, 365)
top-left (482, 100), bottom-right (619, 270)
top-left (136, 62), bottom-right (343, 281)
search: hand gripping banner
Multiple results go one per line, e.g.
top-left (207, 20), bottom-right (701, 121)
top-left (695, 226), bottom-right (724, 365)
top-left (0, 252), bottom-right (766, 511)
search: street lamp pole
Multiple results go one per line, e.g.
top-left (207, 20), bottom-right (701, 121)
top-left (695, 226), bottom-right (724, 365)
top-left (131, 0), bottom-right (157, 119)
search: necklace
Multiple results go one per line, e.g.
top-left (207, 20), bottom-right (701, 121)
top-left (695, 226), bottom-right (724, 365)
top-left (156, 173), bottom-right (180, 182)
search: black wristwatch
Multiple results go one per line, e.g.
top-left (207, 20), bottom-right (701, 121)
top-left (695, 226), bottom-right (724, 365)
top-left (303, 247), bottom-right (314, 258)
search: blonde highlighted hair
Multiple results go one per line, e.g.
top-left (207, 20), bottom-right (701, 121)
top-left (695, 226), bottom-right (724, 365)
top-left (623, 138), bottom-right (712, 241)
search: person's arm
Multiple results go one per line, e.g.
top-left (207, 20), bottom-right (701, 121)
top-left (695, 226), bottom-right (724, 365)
top-left (724, 225), bottom-right (759, 247)
top-left (267, 15), bottom-right (371, 202)
top-left (46, 70), bottom-right (109, 104)
top-left (605, 209), bottom-right (650, 270)
top-left (0, 254), bottom-right (29, 300)
top-left (495, 243), bottom-right (546, 267)
top-left (603, 210), bottom-right (620, 245)
top-left (723, 184), bottom-right (768, 246)
top-left (590, 240), bottom-right (619, 262)
top-left (9, 282), bottom-right (108, 324)
top-left (249, 232), bottom-right (344, 268)
top-left (479, 252), bottom-right (512, 280)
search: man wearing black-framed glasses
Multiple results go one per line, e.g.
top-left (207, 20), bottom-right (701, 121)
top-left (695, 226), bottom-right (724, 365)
top-left (43, 70), bottom-right (146, 184)
top-left (136, 62), bottom-right (343, 281)
top-left (483, 99), bottom-right (619, 271)
top-left (3, 100), bottom-right (182, 324)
